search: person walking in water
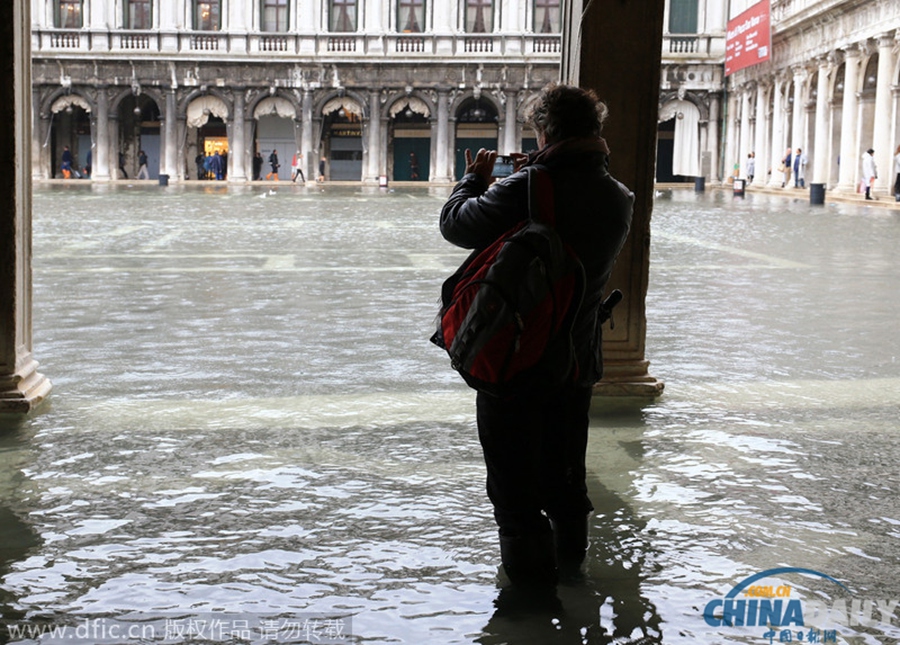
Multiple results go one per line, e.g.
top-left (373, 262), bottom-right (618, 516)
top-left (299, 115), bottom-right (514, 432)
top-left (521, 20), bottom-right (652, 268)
top-left (437, 83), bottom-right (634, 590)
top-left (266, 149), bottom-right (280, 181)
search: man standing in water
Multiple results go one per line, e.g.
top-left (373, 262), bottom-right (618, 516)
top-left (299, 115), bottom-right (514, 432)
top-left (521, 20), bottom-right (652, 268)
top-left (438, 84), bottom-right (634, 588)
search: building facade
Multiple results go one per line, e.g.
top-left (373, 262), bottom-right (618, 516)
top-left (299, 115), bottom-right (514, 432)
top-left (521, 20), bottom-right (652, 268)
top-left (725, 0), bottom-right (900, 195)
top-left (31, 0), bottom-right (563, 183)
top-left (31, 1), bottom-right (900, 191)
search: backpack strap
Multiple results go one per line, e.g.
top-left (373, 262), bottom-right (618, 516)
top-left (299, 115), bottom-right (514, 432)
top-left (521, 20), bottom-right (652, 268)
top-left (527, 166), bottom-right (556, 226)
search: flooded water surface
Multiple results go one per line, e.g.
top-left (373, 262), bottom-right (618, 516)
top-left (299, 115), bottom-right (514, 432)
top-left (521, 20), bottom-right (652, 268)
top-left (1, 184), bottom-right (899, 644)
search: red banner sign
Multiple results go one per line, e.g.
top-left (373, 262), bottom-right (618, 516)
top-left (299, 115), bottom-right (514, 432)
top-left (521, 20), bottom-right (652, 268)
top-left (725, 1), bottom-right (771, 76)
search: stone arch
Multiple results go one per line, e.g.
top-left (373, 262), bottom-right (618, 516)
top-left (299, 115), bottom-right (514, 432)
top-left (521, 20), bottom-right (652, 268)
top-left (313, 90), bottom-right (368, 120)
top-left (251, 94), bottom-right (300, 181)
top-left (382, 91), bottom-right (435, 121)
top-left (315, 91), bottom-right (367, 181)
top-left (449, 90), bottom-right (501, 119)
top-left (108, 86), bottom-right (166, 117)
top-left (114, 88), bottom-right (164, 181)
top-left (658, 90), bottom-right (708, 122)
top-left (41, 89), bottom-right (94, 179)
top-left (248, 92), bottom-right (300, 120)
top-left (385, 92), bottom-right (433, 182)
top-left (657, 97), bottom-right (701, 180)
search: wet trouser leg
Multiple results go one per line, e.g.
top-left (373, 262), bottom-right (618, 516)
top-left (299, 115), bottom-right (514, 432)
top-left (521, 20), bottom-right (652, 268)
top-left (476, 384), bottom-right (594, 586)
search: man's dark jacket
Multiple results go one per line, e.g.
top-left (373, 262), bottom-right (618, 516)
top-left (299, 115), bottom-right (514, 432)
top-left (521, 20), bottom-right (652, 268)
top-left (439, 137), bottom-right (634, 386)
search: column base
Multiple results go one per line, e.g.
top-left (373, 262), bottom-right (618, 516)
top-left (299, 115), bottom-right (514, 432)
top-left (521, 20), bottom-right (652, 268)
top-left (593, 359), bottom-right (664, 398)
top-left (0, 358), bottom-right (52, 414)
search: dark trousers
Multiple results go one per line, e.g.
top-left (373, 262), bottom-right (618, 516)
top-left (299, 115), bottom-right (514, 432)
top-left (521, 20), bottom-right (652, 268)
top-left (476, 383), bottom-right (594, 539)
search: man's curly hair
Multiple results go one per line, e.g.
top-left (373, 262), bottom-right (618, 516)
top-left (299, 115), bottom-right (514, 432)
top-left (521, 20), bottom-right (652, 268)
top-left (525, 83), bottom-right (608, 144)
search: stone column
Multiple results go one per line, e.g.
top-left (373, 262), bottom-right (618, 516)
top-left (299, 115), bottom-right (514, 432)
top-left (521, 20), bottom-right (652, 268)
top-left (768, 76), bottom-right (785, 187)
top-left (739, 87), bottom-right (752, 177)
top-left (302, 89), bottom-right (314, 181)
top-left (0, 0), bottom-right (51, 413)
top-left (229, 90), bottom-right (247, 181)
top-left (753, 84), bottom-right (768, 183)
top-left (837, 46), bottom-right (860, 192)
top-left (164, 89), bottom-right (178, 180)
top-left (502, 90), bottom-right (517, 155)
top-left (791, 66), bottom-right (805, 150)
top-left (871, 34), bottom-right (894, 193)
top-left (32, 87), bottom-right (48, 180)
top-left (811, 57), bottom-right (831, 187)
top-left (707, 92), bottom-right (720, 182)
top-left (93, 85), bottom-right (110, 180)
top-left (723, 90), bottom-right (738, 181)
top-left (365, 90), bottom-right (382, 182)
top-left (434, 89), bottom-right (451, 182)
top-left (575, 0), bottom-right (665, 397)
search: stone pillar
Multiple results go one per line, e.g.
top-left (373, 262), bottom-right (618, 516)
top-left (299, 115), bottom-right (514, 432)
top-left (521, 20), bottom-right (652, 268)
top-left (365, 90), bottom-right (381, 182)
top-left (837, 46), bottom-right (860, 192)
top-left (791, 66), bottom-right (805, 150)
top-left (723, 89), bottom-right (738, 181)
top-left (93, 85), bottom-right (110, 180)
top-left (708, 92), bottom-right (720, 182)
top-left (575, 0), bottom-right (665, 397)
top-left (32, 87), bottom-right (48, 180)
top-left (502, 90), bottom-right (517, 155)
top-left (871, 34), bottom-right (894, 193)
top-left (434, 89), bottom-right (451, 182)
top-left (753, 84), bottom-right (768, 183)
top-left (811, 58), bottom-right (830, 186)
top-left (0, 0), bottom-right (51, 413)
top-left (768, 76), bottom-right (786, 187)
top-left (302, 90), bottom-right (314, 181)
top-left (739, 88), bottom-right (751, 177)
top-left (229, 90), bottom-right (247, 181)
top-left (164, 89), bottom-right (178, 179)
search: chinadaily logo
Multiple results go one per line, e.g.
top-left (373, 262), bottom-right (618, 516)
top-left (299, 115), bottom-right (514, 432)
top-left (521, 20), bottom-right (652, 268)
top-left (703, 567), bottom-right (900, 642)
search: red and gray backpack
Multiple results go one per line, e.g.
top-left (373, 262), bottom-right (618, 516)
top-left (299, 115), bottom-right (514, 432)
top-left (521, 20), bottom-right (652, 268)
top-left (431, 166), bottom-right (586, 397)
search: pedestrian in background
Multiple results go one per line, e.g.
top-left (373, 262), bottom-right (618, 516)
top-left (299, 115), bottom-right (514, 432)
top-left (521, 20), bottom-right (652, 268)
top-left (252, 151), bottom-right (263, 181)
top-left (136, 150), bottom-right (150, 180)
top-left (782, 147), bottom-right (792, 187)
top-left (61, 146), bottom-right (74, 179)
top-left (793, 148), bottom-right (807, 188)
top-left (893, 144), bottom-right (900, 200)
top-left (292, 151), bottom-right (305, 183)
top-left (746, 152), bottom-right (755, 184)
top-left (862, 148), bottom-right (877, 200)
top-left (266, 149), bottom-right (280, 181)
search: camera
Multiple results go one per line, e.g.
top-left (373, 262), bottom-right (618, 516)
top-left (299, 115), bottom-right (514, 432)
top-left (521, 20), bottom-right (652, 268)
top-left (491, 155), bottom-right (515, 178)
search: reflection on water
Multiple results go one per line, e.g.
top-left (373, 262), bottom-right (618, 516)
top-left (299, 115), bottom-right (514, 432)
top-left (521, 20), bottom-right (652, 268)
top-left (1, 185), bottom-right (899, 643)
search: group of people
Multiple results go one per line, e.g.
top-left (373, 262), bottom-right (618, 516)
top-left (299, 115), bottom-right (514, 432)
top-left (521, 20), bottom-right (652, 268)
top-left (743, 145), bottom-right (900, 201)
top-left (778, 147), bottom-right (808, 188)
top-left (249, 150), bottom-right (327, 182)
top-left (195, 151), bottom-right (227, 181)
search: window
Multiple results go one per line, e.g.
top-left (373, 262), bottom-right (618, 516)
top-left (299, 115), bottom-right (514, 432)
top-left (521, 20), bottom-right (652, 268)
top-left (668, 0), bottom-right (698, 34)
top-left (262, 0), bottom-right (289, 32)
top-left (398, 0), bottom-right (424, 33)
top-left (330, 0), bottom-right (358, 32)
top-left (126, 0), bottom-right (152, 29)
top-left (465, 0), bottom-right (492, 33)
top-left (56, 0), bottom-right (83, 28)
top-left (533, 0), bottom-right (559, 33)
top-left (194, 0), bottom-right (221, 30)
